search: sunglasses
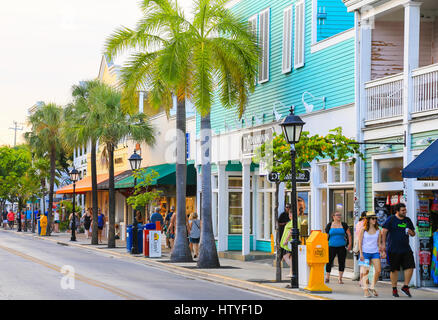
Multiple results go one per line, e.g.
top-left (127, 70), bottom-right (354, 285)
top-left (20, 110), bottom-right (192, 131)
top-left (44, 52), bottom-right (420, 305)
top-left (370, 217), bottom-right (377, 220)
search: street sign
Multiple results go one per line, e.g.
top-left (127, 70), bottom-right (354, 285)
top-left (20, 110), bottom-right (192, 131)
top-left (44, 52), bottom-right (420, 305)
top-left (267, 170), bottom-right (310, 183)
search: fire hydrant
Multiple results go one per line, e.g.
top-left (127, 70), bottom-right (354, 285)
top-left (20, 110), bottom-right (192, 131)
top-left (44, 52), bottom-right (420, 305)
top-left (39, 214), bottom-right (47, 236)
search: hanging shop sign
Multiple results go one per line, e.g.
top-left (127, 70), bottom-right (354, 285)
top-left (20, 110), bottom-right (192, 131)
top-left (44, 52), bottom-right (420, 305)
top-left (241, 128), bottom-right (273, 156)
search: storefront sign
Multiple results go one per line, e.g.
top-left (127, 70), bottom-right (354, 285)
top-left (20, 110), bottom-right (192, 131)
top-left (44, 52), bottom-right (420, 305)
top-left (241, 128), bottom-right (273, 156)
top-left (268, 170), bottom-right (310, 183)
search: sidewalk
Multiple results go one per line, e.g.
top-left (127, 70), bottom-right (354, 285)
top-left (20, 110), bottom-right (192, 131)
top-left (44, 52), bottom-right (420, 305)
top-left (6, 229), bottom-right (438, 300)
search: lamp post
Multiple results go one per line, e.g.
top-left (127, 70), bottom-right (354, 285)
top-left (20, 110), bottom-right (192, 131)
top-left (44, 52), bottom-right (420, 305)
top-left (280, 106), bottom-right (305, 289)
top-left (69, 168), bottom-right (79, 242)
top-left (128, 150), bottom-right (142, 254)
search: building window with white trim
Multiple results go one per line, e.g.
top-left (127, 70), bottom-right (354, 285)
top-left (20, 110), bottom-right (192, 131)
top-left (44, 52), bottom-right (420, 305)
top-left (282, 5), bottom-right (293, 74)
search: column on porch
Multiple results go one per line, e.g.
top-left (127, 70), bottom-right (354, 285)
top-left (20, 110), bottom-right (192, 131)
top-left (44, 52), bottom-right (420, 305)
top-left (241, 158), bottom-right (251, 256)
top-left (403, 1), bottom-right (421, 286)
top-left (217, 161), bottom-right (228, 252)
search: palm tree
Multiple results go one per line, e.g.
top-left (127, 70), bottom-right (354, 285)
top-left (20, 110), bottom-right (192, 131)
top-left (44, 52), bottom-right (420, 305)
top-left (88, 82), bottom-right (155, 248)
top-left (104, 0), bottom-right (194, 262)
top-left (26, 103), bottom-right (65, 236)
top-left (105, 0), bottom-right (258, 267)
top-left (63, 80), bottom-right (102, 245)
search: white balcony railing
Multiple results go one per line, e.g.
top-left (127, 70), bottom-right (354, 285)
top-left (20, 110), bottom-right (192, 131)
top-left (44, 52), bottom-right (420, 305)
top-left (365, 73), bottom-right (404, 121)
top-left (413, 63), bottom-right (438, 113)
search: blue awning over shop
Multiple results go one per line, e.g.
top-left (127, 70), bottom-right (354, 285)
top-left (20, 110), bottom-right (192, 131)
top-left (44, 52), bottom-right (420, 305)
top-left (402, 139), bottom-right (438, 178)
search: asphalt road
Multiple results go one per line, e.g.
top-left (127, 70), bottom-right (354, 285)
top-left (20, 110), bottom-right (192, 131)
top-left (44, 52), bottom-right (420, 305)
top-left (0, 231), bottom-right (277, 300)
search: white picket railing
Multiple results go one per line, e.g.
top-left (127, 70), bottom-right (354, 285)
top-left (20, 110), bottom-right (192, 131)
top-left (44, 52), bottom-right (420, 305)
top-left (413, 63), bottom-right (438, 113)
top-left (365, 73), bottom-right (404, 121)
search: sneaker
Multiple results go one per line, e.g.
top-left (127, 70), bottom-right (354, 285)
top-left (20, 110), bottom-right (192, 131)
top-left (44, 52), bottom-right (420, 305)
top-left (401, 285), bottom-right (412, 298)
top-left (392, 288), bottom-right (399, 297)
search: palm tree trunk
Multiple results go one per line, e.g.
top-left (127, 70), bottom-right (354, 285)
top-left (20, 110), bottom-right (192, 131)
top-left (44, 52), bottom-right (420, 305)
top-left (47, 145), bottom-right (56, 236)
top-left (107, 143), bottom-right (116, 248)
top-left (91, 139), bottom-right (99, 245)
top-left (197, 113), bottom-right (220, 268)
top-left (170, 98), bottom-right (192, 262)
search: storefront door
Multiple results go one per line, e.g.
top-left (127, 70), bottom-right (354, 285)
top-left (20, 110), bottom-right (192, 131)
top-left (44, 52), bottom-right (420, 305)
top-left (331, 189), bottom-right (354, 266)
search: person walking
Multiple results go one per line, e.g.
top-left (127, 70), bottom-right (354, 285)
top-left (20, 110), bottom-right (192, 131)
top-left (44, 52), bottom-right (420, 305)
top-left (69, 211), bottom-right (80, 233)
top-left (53, 209), bottom-right (60, 233)
top-left (187, 212), bottom-right (201, 258)
top-left (358, 212), bottom-right (384, 297)
top-left (164, 206), bottom-right (175, 249)
top-left (354, 211), bottom-right (368, 286)
top-left (280, 208), bottom-right (295, 277)
top-left (382, 203), bottom-right (416, 298)
top-left (2, 211), bottom-right (8, 229)
top-left (82, 209), bottom-right (92, 239)
top-left (150, 207), bottom-right (164, 227)
top-left (278, 204), bottom-right (291, 265)
top-left (7, 209), bottom-right (15, 230)
top-left (325, 211), bottom-right (352, 284)
top-left (97, 210), bottom-right (106, 244)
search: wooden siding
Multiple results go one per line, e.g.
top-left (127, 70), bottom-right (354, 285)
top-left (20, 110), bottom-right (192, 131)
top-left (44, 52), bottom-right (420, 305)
top-left (316, 0), bottom-right (354, 42)
top-left (199, 0), bottom-right (355, 135)
top-left (256, 240), bottom-right (272, 252)
top-left (411, 130), bottom-right (438, 151)
top-left (371, 22), bottom-right (404, 80)
top-left (433, 20), bottom-right (438, 64)
top-left (363, 137), bottom-right (404, 211)
top-left (371, 21), bottom-right (438, 81)
top-left (228, 235), bottom-right (255, 250)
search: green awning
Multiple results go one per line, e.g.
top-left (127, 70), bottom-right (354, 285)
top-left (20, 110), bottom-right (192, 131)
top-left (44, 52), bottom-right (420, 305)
top-left (115, 162), bottom-right (196, 189)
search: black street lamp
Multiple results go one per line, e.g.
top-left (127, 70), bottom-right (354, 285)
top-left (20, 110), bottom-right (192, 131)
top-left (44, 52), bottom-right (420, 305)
top-left (280, 106), bottom-right (305, 289)
top-left (128, 150), bottom-right (142, 254)
top-left (69, 168), bottom-right (79, 242)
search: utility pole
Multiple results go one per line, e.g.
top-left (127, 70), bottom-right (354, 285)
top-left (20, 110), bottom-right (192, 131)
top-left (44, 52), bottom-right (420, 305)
top-left (9, 121), bottom-right (23, 147)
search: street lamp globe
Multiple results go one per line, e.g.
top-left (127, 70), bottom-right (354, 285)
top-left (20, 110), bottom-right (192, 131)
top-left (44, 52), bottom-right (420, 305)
top-left (280, 106), bottom-right (305, 144)
top-left (69, 168), bottom-right (80, 182)
top-left (129, 150), bottom-right (143, 171)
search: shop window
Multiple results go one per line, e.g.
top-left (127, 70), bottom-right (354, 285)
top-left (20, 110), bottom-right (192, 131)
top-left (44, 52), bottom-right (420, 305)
top-left (346, 162), bottom-right (354, 182)
top-left (258, 176), bottom-right (265, 189)
top-left (320, 189), bottom-right (327, 227)
top-left (213, 175), bottom-right (218, 189)
top-left (228, 176), bottom-right (242, 188)
top-left (319, 164), bottom-right (327, 184)
top-left (333, 164), bottom-right (341, 183)
top-left (228, 192), bottom-right (253, 234)
top-left (376, 158), bottom-right (403, 182)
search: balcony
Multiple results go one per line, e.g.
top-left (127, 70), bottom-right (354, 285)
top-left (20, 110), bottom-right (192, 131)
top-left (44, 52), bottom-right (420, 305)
top-left (365, 73), bottom-right (403, 122)
top-left (365, 63), bottom-right (438, 122)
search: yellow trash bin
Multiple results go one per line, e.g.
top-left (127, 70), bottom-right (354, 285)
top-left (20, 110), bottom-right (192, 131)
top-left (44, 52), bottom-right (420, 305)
top-left (40, 215), bottom-right (47, 236)
top-left (304, 230), bottom-right (332, 293)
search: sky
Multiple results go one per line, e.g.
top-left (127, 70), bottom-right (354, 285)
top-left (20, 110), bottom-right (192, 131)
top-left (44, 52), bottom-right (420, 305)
top-left (0, 0), bottom-right (193, 147)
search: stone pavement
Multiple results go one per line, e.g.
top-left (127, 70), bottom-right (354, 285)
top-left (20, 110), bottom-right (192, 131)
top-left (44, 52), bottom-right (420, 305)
top-left (5, 228), bottom-right (438, 300)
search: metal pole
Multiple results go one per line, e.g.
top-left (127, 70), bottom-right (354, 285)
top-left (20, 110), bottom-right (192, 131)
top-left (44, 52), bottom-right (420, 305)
top-left (71, 182), bottom-right (76, 241)
top-left (290, 144), bottom-right (300, 288)
top-left (131, 176), bottom-right (138, 254)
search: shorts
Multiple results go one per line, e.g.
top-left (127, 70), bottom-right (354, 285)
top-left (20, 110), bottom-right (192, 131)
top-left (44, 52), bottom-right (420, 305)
top-left (55, 220), bottom-right (60, 224)
top-left (169, 233), bottom-right (175, 239)
top-left (387, 251), bottom-right (416, 272)
top-left (189, 237), bottom-right (200, 244)
top-left (3, 220), bottom-right (7, 224)
top-left (98, 226), bottom-right (103, 230)
top-left (363, 252), bottom-right (380, 260)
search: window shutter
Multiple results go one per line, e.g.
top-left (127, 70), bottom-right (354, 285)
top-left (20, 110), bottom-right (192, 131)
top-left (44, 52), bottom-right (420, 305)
top-left (258, 8), bottom-right (270, 83)
top-left (248, 15), bottom-right (258, 85)
top-left (294, 0), bottom-right (305, 69)
top-left (282, 6), bottom-right (293, 73)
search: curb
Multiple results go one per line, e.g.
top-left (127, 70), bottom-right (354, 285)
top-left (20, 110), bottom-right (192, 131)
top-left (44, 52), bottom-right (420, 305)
top-left (7, 230), bottom-right (330, 300)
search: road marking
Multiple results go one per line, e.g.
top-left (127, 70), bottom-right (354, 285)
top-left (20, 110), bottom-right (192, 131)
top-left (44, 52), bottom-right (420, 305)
top-left (0, 244), bottom-right (145, 300)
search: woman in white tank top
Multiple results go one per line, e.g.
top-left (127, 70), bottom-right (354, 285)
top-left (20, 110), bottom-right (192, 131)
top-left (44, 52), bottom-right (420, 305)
top-left (358, 212), bottom-right (385, 298)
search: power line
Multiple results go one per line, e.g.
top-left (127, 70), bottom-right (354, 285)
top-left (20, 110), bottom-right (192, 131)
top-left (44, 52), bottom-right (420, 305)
top-left (8, 121), bottom-right (23, 147)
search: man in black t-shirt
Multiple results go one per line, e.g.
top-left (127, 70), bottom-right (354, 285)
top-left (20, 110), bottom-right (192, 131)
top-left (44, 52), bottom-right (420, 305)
top-left (382, 203), bottom-right (416, 298)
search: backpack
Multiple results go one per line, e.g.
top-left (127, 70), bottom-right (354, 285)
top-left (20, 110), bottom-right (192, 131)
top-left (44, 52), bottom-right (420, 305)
top-left (325, 222), bottom-right (350, 246)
